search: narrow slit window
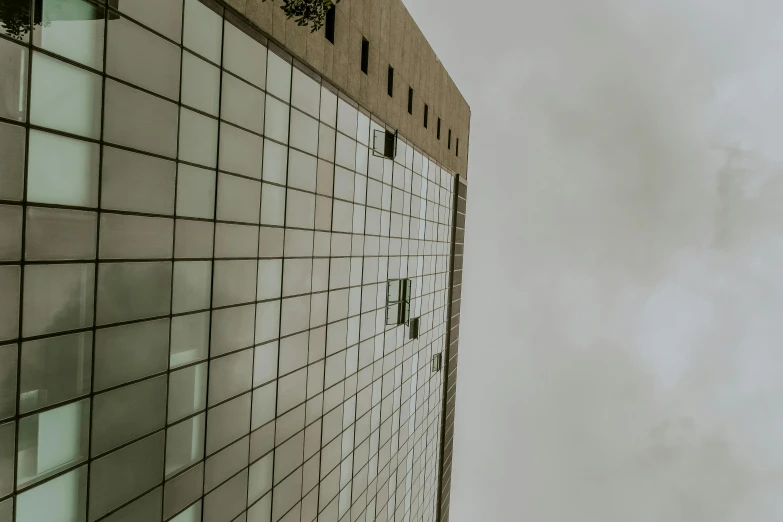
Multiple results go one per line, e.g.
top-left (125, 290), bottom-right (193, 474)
top-left (423, 104), bottom-right (428, 128)
top-left (456, 137), bottom-right (459, 156)
top-left (407, 87), bottom-right (413, 115)
top-left (448, 129), bottom-right (452, 149)
top-left (437, 118), bottom-right (441, 140)
top-left (387, 66), bottom-right (394, 97)
top-left (361, 38), bottom-right (369, 74)
top-left (325, 6), bottom-right (335, 43)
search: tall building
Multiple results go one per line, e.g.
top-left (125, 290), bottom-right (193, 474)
top-left (0, 0), bottom-right (469, 521)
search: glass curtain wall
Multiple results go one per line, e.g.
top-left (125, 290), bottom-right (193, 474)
top-left (0, 1), bottom-right (455, 521)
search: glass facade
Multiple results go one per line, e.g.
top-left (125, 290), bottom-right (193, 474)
top-left (0, 1), bottom-right (457, 522)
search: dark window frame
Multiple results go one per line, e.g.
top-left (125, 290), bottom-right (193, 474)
top-left (437, 118), bottom-right (441, 140)
top-left (407, 87), bottom-right (413, 114)
top-left (361, 38), bottom-right (369, 74)
top-left (423, 104), bottom-right (428, 128)
top-left (387, 66), bottom-right (394, 97)
top-left (325, 6), bottom-right (335, 43)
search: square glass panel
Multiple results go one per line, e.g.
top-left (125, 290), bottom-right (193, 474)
top-left (25, 207), bottom-right (97, 261)
top-left (179, 108), bottom-right (219, 168)
top-left (218, 123), bottom-right (263, 179)
top-left (170, 312), bottom-right (210, 369)
top-left (96, 261), bottom-right (171, 325)
top-left (264, 95), bottom-right (289, 144)
top-left (216, 173), bottom-right (261, 224)
top-left (182, 51), bottom-right (220, 116)
top-left (168, 362), bottom-right (207, 423)
top-left (0, 122), bottom-right (26, 200)
top-left (93, 319), bottom-right (169, 391)
top-left (0, 39), bottom-right (28, 122)
top-left (0, 266), bottom-right (20, 342)
top-left (104, 79), bottom-right (178, 158)
top-left (0, 204), bottom-right (22, 261)
top-left (23, 263), bottom-right (95, 338)
top-left (17, 399), bottom-right (90, 487)
top-left (27, 130), bottom-right (99, 207)
top-left (114, 0), bottom-right (183, 42)
top-left (222, 21), bottom-right (265, 88)
top-left (33, 0), bottom-right (105, 69)
top-left (91, 376), bottom-right (167, 456)
top-left (266, 51), bottom-right (291, 102)
top-left (183, 0), bottom-right (222, 62)
top-left (107, 14), bottom-right (180, 100)
top-left (20, 331), bottom-right (92, 413)
top-left (102, 146), bottom-right (177, 215)
top-left (165, 413), bottom-right (205, 478)
top-left (0, 344), bottom-right (16, 421)
top-left (221, 72), bottom-right (264, 134)
top-left (16, 465), bottom-right (88, 522)
top-left (177, 164), bottom-right (217, 219)
top-left (30, 52), bottom-right (102, 138)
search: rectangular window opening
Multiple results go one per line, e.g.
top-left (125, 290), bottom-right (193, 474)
top-left (437, 118), bottom-right (441, 140)
top-left (325, 6), bottom-right (335, 43)
top-left (423, 104), bottom-right (428, 128)
top-left (361, 38), bottom-right (369, 74)
top-left (456, 137), bottom-right (459, 156)
top-left (407, 87), bottom-right (413, 115)
top-left (373, 129), bottom-right (397, 159)
top-left (448, 129), bottom-right (452, 150)
top-left (386, 278), bottom-right (412, 326)
top-left (409, 317), bottom-right (420, 340)
top-left (387, 66), bottom-right (394, 97)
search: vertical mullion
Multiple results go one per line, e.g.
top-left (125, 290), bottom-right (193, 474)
top-left (199, 6), bottom-right (226, 522)
top-left (160, 0), bottom-right (187, 520)
top-left (82, 0), bottom-right (109, 519)
top-left (269, 49), bottom-right (293, 522)
top-left (11, 1), bottom-right (35, 519)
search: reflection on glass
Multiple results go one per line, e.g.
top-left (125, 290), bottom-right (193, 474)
top-left (0, 345), bottom-right (16, 421)
top-left (93, 318), bottom-right (169, 391)
top-left (163, 464), bottom-right (202, 520)
top-left (91, 375), bottom-right (167, 456)
top-left (101, 146), bottom-right (177, 215)
top-left (32, 0), bottom-right (105, 69)
top-left (20, 331), bottom-right (92, 413)
top-left (25, 207), bottom-right (97, 261)
top-left (27, 130), bottom-right (99, 207)
top-left (165, 413), bottom-right (205, 478)
top-left (0, 38), bottom-right (27, 121)
top-left (167, 363), bottom-right (207, 423)
top-left (0, 266), bottom-right (20, 342)
top-left (0, 122), bottom-right (26, 200)
top-left (22, 263), bottom-right (95, 338)
top-left (0, 421), bottom-right (13, 496)
top-left (88, 431), bottom-right (164, 521)
top-left (30, 52), bottom-right (102, 138)
top-left (0, 204), bottom-right (22, 261)
top-left (169, 500), bottom-right (201, 522)
top-left (17, 399), bottom-right (90, 487)
top-left (170, 312), bottom-right (210, 368)
top-left (15, 465), bottom-right (88, 522)
top-left (96, 261), bottom-right (171, 325)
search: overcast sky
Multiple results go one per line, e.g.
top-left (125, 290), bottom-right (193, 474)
top-left (402, 1), bottom-right (783, 520)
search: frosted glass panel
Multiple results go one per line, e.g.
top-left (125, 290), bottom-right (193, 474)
top-left (33, 0), bottom-right (105, 69)
top-left (30, 53), bottom-right (102, 138)
top-left (17, 400), bottom-right (90, 487)
top-left (171, 501), bottom-right (202, 522)
top-left (27, 130), bottom-right (99, 207)
top-left (184, 0), bottom-right (222, 63)
top-left (266, 51), bottom-right (291, 103)
top-left (16, 465), bottom-right (88, 522)
top-left (182, 51), bottom-right (220, 116)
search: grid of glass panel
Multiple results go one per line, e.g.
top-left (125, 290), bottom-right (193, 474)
top-left (0, 1), bottom-right (455, 521)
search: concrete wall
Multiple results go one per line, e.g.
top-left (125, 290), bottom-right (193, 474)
top-left (223, 0), bottom-right (471, 178)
